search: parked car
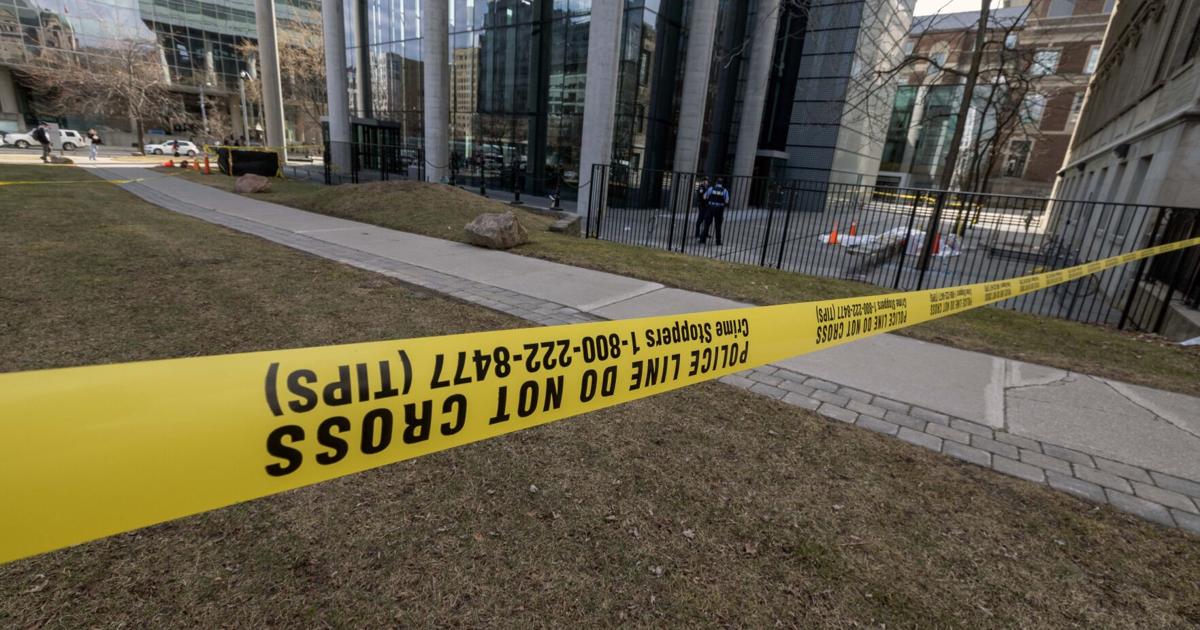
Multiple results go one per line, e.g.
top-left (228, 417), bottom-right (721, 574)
top-left (144, 140), bottom-right (199, 156)
top-left (2, 128), bottom-right (85, 150)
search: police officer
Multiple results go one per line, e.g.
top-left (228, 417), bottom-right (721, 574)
top-left (699, 178), bottom-right (730, 245)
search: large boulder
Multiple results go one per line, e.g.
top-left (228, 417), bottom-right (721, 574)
top-left (464, 211), bottom-right (529, 249)
top-left (234, 173), bottom-right (272, 193)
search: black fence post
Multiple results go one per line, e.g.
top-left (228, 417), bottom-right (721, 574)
top-left (916, 190), bottom-right (948, 290)
top-left (893, 193), bottom-right (923, 289)
top-left (511, 164), bottom-right (523, 205)
top-left (480, 159), bottom-right (487, 197)
top-left (1118, 208), bottom-right (1167, 330)
top-left (665, 172), bottom-right (679, 250)
top-left (323, 141), bottom-right (331, 185)
top-left (775, 185), bottom-right (796, 269)
top-left (1152, 212), bottom-right (1197, 333)
top-left (759, 183), bottom-right (778, 267)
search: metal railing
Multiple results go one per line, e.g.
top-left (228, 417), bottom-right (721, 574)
top-left (313, 140), bottom-right (427, 185)
top-left (587, 164), bottom-right (1200, 333)
top-left (312, 141), bottom-right (578, 209)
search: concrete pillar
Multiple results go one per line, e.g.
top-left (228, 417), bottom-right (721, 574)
top-left (254, 0), bottom-right (288, 157)
top-left (732, 0), bottom-right (781, 179)
top-left (899, 85), bottom-right (927, 175)
top-left (352, 0), bottom-right (372, 118)
top-left (421, 0), bottom-right (449, 182)
top-left (322, 0), bottom-right (352, 173)
top-left (0, 67), bottom-right (19, 113)
top-left (578, 0), bottom-right (624, 223)
top-left (673, 0), bottom-right (719, 175)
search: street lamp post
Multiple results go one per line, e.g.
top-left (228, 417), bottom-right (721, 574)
top-left (199, 81), bottom-right (210, 136)
top-left (238, 71), bottom-right (250, 144)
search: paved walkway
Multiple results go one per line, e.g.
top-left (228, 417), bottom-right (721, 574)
top-left (85, 164), bottom-right (1200, 534)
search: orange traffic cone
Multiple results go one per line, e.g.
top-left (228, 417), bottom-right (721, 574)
top-left (204, 155), bottom-right (211, 175)
top-left (828, 220), bottom-right (840, 245)
top-left (849, 220), bottom-right (858, 236)
top-left (932, 232), bottom-right (942, 256)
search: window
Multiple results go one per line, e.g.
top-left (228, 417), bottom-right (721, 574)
top-left (902, 40), bottom-right (914, 56)
top-left (1005, 33), bottom-right (1018, 50)
top-left (1032, 49), bottom-right (1060, 76)
top-left (1067, 91), bottom-right (1085, 125)
top-left (1023, 94), bottom-right (1047, 123)
top-left (929, 51), bottom-right (947, 75)
top-left (1047, 0), bottom-right (1075, 18)
top-left (1005, 140), bottom-right (1032, 177)
top-left (1084, 45), bottom-right (1100, 74)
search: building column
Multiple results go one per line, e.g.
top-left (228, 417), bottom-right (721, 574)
top-left (732, 0), bottom-right (781, 179)
top-left (0, 67), bottom-right (19, 114)
top-left (421, 0), bottom-right (449, 182)
top-left (352, 0), bottom-right (372, 118)
top-left (254, 0), bottom-right (287, 157)
top-left (899, 85), bottom-right (927, 175)
top-left (673, 0), bottom-right (720, 175)
top-left (323, 0), bottom-right (352, 173)
top-left (578, 0), bottom-right (624, 223)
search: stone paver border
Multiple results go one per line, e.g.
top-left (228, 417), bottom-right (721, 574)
top-left (720, 365), bottom-right (1200, 534)
top-left (109, 172), bottom-right (1200, 536)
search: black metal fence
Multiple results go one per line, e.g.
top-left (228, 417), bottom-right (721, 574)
top-left (311, 140), bottom-right (579, 208)
top-left (308, 140), bottom-right (427, 185)
top-left (587, 164), bottom-right (1200, 333)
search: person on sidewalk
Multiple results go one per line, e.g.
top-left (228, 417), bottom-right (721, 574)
top-left (699, 178), bottom-right (730, 246)
top-left (32, 123), bottom-right (52, 163)
top-left (693, 176), bottom-right (710, 239)
top-left (86, 129), bottom-right (102, 161)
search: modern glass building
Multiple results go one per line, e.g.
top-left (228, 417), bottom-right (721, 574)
top-left (0, 0), bottom-right (320, 144)
top-left (329, 0), bottom-right (914, 206)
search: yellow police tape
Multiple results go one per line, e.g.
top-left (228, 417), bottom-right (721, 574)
top-left (1, 236), bottom-right (1198, 565)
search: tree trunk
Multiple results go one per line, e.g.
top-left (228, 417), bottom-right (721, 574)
top-left (937, 0), bottom-right (991, 192)
top-left (136, 118), bottom-right (144, 154)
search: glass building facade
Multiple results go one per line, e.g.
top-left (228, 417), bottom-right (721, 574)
top-left (0, 0), bottom-right (320, 140)
top-left (345, 0), bottom-right (614, 190)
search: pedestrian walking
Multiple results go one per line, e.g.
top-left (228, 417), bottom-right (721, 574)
top-left (86, 128), bottom-right (102, 161)
top-left (32, 123), bottom-right (52, 163)
top-left (693, 176), bottom-right (710, 239)
top-left (699, 178), bottom-right (730, 246)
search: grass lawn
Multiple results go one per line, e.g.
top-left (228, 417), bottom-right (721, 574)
top-left (174, 169), bottom-right (1200, 396)
top-left (0, 165), bottom-right (1197, 627)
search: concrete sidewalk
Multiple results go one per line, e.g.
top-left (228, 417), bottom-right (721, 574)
top-left (87, 164), bottom-right (1200, 533)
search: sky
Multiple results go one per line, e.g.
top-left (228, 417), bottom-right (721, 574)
top-left (913, 0), bottom-right (999, 16)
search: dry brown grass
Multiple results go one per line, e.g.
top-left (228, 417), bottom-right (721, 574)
top-left (6, 165), bottom-right (1196, 628)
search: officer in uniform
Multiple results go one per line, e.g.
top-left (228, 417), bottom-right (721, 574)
top-left (699, 178), bottom-right (729, 245)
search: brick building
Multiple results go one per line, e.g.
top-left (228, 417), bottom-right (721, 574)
top-left (876, 0), bottom-right (1112, 196)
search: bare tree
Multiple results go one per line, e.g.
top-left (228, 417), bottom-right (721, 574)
top-left (20, 39), bottom-right (181, 151)
top-left (239, 20), bottom-right (327, 144)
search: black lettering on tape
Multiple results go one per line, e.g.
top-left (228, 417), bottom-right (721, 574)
top-left (265, 425), bottom-right (304, 476)
top-left (361, 408), bottom-right (394, 454)
top-left (286, 369), bottom-right (318, 414)
top-left (316, 416), bottom-right (351, 465)
top-left (264, 362), bottom-right (283, 417)
top-left (404, 400), bottom-right (432, 444)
